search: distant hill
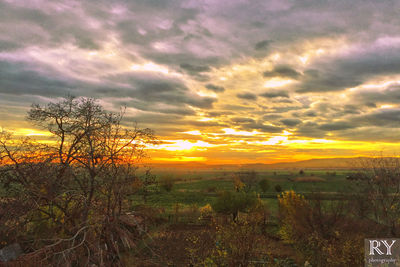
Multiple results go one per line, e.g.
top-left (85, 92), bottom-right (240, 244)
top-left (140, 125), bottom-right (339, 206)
top-left (242, 157), bottom-right (362, 169)
top-left (147, 157), bottom-right (370, 170)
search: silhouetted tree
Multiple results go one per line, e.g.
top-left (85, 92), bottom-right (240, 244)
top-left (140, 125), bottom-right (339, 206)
top-left (0, 96), bottom-right (156, 265)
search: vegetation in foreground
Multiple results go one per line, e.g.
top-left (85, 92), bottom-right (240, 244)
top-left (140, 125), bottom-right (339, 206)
top-left (1, 97), bottom-right (400, 266)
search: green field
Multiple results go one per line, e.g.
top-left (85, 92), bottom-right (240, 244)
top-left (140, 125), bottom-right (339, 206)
top-left (132, 169), bottom-right (354, 215)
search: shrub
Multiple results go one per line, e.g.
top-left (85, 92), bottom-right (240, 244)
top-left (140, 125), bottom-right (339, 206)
top-left (277, 190), bottom-right (368, 266)
top-left (211, 191), bottom-right (257, 222)
top-left (233, 177), bottom-right (245, 192)
top-left (275, 184), bottom-right (282, 192)
top-left (160, 175), bottom-right (175, 192)
top-left (259, 178), bottom-right (270, 193)
top-left (208, 219), bottom-right (263, 266)
top-left (205, 186), bottom-right (217, 193)
top-left (236, 170), bottom-right (258, 191)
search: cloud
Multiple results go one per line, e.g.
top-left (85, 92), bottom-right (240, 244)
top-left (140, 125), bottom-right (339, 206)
top-left (237, 92), bottom-right (257, 100)
top-left (0, 61), bottom-right (77, 96)
top-left (3, 0), bottom-right (400, 160)
top-left (260, 90), bottom-right (289, 98)
top-left (295, 39), bottom-right (400, 92)
top-left (103, 72), bottom-right (217, 109)
top-left (180, 63), bottom-right (211, 73)
top-left (241, 122), bottom-right (283, 133)
top-left (254, 40), bottom-right (270, 50)
top-left (318, 121), bottom-right (356, 131)
top-left (263, 65), bottom-right (301, 79)
top-left (231, 117), bottom-right (255, 124)
top-left (205, 84), bottom-right (225, 93)
top-left (280, 118), bottom-right (302, 127)
top-left (351, 84), bottom-right (400, 105)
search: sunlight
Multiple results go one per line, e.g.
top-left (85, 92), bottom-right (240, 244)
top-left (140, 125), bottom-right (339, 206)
top-left (15, 128), bottom-right (52, 137)
top-left (198, 117), bottom-right (214, 122)
top-left (182, 130), bottom-right (202, 135)
top-left (222, 128), bottom-right (260, 136)
top-left (263, 78), bottom-right (293, 88)
top-left (130, 62), bottom-right (170, 74)
top-left (155, 140), bottom-right (216, 151)
top-left (380, 104), bottom-right (395, 109)
top-left (151, 156), bottom-right (206, 162)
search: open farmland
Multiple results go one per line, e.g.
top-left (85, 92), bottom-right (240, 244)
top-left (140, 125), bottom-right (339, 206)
top-left (131, 168), bottom-right (354, 215)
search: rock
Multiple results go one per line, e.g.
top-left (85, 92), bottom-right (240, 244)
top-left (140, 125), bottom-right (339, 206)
top-left (0, 243), bottom-right (22, 262)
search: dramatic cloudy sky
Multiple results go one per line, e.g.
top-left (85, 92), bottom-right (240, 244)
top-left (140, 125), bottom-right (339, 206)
top-left (2, 0), bottom-right (400, 163)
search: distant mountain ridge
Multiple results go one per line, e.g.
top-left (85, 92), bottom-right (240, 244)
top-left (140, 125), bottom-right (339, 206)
top-left (147, 157), bottom-right (374, 170)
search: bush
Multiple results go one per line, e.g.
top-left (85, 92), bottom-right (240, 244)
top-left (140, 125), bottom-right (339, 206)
top-left (160, 175), bottom-right (175, 192)
top-left (259, 178), bottom-right (270, 193)
top-left (236, 170), bottom-right (258, 191)
top-left (275, 184), bottom-right (282, 192)
top-left (211, 191), bottom-right (257, 222)
top-left (277, 190), bottom-right (368, 266)
top-left (205, 186), bottom-right (216, 193)
top-left (233, 177), bottom-right (245, 192)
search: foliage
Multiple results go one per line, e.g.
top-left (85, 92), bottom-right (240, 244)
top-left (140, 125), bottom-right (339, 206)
top-left (277, 190), bottom-right (367, 266)
top-left (159, 175), bottom-right (175, 192)
top-left (208, 219), bottom-right (264, 266)
top-left (139, 168), bottom-right (157, 203)
top-left (233, 176), bottom-right (245, 192)
top-left (351, 157), bottom-right (400, 235)
top-left (259, 178), bottom-right (270, 193)
top-left (236, 170), bottom-right (258, 191)
top-left (211, 191), bottom-right (257, 221)
top-left (275, 184), bottom-right (283, 192)
top-left (0, 97), bottom-right (156, 265)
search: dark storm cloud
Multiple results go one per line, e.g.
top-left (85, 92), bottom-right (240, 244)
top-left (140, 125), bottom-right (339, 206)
top-left (231, 117), bottom-right (255, 124)
top-left (0, 61), bottom-right (77, 96)
top-left (237, 92), bottom-right (257, 100)
top-left (262, 114), bottom-right (282, 120)
top-left (254, 40), bottom-right (270, 51)
top-left (102, 72), bottom-right (216, 109)
top-left (240, 122), bottom-right (283, 133)
top-left (295, 122), bottom-right (326, 138)
top-left (352, 85), bottom-right (400, 105)
top-left (319, 121), bottom-right (356, 131)
top-left (260, 90), bottom-right (289, 98)
top-left (207, 111), bottom-right (234, 117)
top-left (0, 40), bottom-right (20, 52)
top-left (180, 63), bottom-right (210, 73)
top-left (295, 41), bottom-right (400, 93)
top-left (280, 118), bottom-right (302, 127)
top-left (263, 65), bottom-right (301, 79)
top-left (334, 127), bottom-right (400, 142)
top-left (180, 62), bottom-right (212, 81)
top-left (304, 111), bottom-right (317, 117)
top-left (205, 84), bottom-right (225, 93)
top-left (0, 1), bottom-right (103, 50)
top-left (2, 0), bottom-right (400, 146)
top-left (125, 113), bottom-right (184, 125)
top-left (115, 99), bottom-right (196, 116)
top-left (360, 109), bottom-right (400, 127)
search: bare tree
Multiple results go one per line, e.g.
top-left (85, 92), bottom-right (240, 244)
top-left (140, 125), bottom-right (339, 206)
top-left (350, 156), bottom-right (400, 236)
top-left (0, 97), bottom-right (156, 265)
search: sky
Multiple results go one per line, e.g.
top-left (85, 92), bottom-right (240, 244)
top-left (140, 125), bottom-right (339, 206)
top-left (1, 0), bottom-right (400, 164)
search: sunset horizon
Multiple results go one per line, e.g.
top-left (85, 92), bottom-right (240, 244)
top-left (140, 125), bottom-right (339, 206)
top-left (2, 0), bottom-right (400, 164)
